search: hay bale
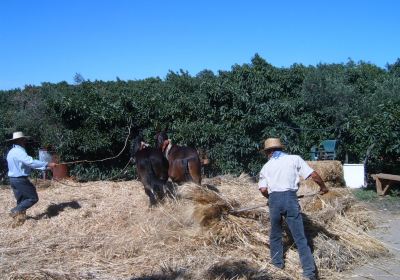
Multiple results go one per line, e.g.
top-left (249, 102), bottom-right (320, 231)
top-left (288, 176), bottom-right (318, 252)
top-left (184, 177), bottom-right (388, 278)
top-left (307, 160), bottom-right (345, 184)
top-left (300, 160), bottom-right (345, 190)
top-left (180, 183), bottom-right (268, 245)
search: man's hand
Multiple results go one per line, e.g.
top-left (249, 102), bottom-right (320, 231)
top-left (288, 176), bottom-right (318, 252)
top-left (319, 186), bottom-right (329, 195)
top-left (310, 171), bottom-right (329, 195)
top-left (259, 187), bottom-right (269, 199)
top-left (47, 162), bottom-right (57, 169)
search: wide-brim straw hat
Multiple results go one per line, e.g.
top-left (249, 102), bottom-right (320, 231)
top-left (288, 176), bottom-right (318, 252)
top-left (6, 131), bottom-right (31, 142)
top-left (263, 138), bottom-right (284, 150)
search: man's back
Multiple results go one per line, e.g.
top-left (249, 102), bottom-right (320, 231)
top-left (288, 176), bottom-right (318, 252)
top-left (259, 153), bottom-right (313, 193)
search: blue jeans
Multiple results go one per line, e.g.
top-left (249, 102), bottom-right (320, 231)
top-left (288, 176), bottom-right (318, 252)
top-left (9, 177), bottom-right (39, 212)
top-left (269, 191), bottom-right (316, 278)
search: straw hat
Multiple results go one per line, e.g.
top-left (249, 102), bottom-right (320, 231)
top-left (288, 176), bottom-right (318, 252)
top-left (6, 131), bottom-right (30, 142)
top-left (263, 138), bottom-right (284, 150)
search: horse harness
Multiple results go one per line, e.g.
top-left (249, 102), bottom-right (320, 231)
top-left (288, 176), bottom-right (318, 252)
top-left (162, 139), bottom-right (173, 159)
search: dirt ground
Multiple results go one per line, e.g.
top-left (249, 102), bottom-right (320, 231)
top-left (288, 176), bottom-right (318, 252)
top-left (345, 198), bottom-right (400, 279)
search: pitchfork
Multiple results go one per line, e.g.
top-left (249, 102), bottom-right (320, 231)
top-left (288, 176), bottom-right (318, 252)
top-left (229, 192), bottom-right (319, 214)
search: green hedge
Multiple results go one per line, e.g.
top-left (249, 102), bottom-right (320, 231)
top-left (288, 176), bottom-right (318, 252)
top-left (1, 55), bottom-right (399, 181)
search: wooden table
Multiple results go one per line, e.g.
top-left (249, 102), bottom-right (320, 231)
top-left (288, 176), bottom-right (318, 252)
top-left (372, 173), bottom-right (400, 196)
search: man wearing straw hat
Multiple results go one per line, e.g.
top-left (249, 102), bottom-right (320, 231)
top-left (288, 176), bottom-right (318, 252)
top-left (6, 131), bottom-right (56, 225)
top-left (258, 138), bottom-right (328, 280)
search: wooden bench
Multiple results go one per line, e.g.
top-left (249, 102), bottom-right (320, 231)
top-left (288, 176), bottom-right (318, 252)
top-left (372, 173), bottom-right (400, 196)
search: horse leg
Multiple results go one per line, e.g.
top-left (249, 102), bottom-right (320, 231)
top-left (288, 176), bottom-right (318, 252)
top-left (168, 161), bottom-right (184, 184)
top-left (144, 186), bottom-right (157, 207)
top-left (165, 180), bottom-right (177, 198)
top-left (188, 159), bottom-right (202, 185)
top-left (152, 180), bottom-right (166, 202)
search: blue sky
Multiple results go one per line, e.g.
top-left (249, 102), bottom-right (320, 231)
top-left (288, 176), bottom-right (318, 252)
top-left (0, 0), bottom-right (399, 90)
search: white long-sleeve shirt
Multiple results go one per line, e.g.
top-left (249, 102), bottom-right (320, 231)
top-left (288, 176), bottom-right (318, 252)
top-left (258, 151), bottom-right (314, 193)
top-left (7, 145), bottom-right (48, 177)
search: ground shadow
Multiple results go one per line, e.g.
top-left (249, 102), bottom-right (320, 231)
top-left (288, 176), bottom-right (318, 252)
top-left (278, 214), bottom-right (338, 279)
top-left (302, 213), bottom-right (340, 250)
top-left (129, 260), bottom-right (289, 280)
top-left (201, 183), bottom-right (220, 192)
top-left (30, 200), bottom-right (81, 220)
top-left (206, 260), bottom-right (290, 280)
top-left (281, 213), bottom-right (339, 267)
top-left (282, 214), bottom-right (339, 249)
top-left (129, 268), bottom-right (188, 280)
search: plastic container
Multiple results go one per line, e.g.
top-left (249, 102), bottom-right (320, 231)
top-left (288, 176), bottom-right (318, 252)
top-left (343, 163), bottom-right (365, 188)
top-left (38, 149), bottom-right (53, 179)
top-left (52, 164), bottom-right (69, 180)
top-left (50, 154), bottom-right (69, 180)
top-left (38, 149), bottom-right (52, 163)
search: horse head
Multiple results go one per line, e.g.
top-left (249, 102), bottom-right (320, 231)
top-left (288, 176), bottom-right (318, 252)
top-left (155, 131), bottom-right (169, 151)
top-left (130, 134), bottom-right (144, 161)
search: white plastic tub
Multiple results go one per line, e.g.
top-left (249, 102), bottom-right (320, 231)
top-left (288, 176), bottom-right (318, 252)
top-left (343, 163), bottom-right (365, 188)
top-left (38, 149), bottom-right (52, 163)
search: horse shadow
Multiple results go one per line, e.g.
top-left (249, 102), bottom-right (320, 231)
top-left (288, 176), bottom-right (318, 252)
top-left (30, 200), bottom-right (81, 220)
top-left (206, 260), bottom-right (281, 280)
top-left (128, 260), bottom-right (286, 280)
top-left (128, 268), bottom-right (187, 280)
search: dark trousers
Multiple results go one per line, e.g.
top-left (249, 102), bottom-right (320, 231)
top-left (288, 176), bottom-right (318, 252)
top-left (269, 190), bottom-right (316, 278)
top-left (9, 177), bottom-right (39, 212)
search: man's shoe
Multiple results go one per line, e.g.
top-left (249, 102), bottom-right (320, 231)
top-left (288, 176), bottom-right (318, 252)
top-left (11, 212), bottom-right (27, 227)
top-left (9, 210), bottom-right (26, 218)
top-left (272, 263), bottom-right (284, 269)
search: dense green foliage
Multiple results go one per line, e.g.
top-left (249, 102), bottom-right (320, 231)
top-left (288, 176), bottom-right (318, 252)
top-left (1, 55), bottom-right (399, 181)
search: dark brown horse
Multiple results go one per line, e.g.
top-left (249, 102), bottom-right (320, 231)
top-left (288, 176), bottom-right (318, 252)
top-left (130, 135), bottom-right (169, 207)
top-left (155, 131), bottom-right (202, 185)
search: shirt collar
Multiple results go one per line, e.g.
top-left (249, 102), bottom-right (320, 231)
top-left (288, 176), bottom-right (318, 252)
top-left (13, 144), bottom-right (26, 151)
top-left (271, 151), bottom-right (286, 159)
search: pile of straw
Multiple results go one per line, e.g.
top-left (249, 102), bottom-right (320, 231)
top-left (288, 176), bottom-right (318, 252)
top-left (300, 160), bottom-right (346, 190)
top-left (0, 174), bottom-right (387, 280)
top-left (181, 180), bottom-right (387, 277)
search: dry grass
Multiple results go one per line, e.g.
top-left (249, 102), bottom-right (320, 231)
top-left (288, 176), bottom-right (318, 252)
top-left (0, 174), bottom-right (388, 280)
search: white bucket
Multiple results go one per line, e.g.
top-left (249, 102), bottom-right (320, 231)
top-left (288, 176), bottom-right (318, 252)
top-left (38, 149), bottom-right (52, 163)
top-left (343, 163), bottom-right (365, 188)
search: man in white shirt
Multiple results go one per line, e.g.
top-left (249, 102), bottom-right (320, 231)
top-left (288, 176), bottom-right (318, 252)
top-left (6, 132), bottom-right (56, 225)
top-left (258, 138), bottom-right (328, 280)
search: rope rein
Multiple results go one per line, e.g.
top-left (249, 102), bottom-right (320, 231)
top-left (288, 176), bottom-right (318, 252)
top-left (47, 120), bottom-right (134, 184)
top-left (51, 157), bottom-right (134, 187)
top-left (57, 121), bottom-right (133, 165)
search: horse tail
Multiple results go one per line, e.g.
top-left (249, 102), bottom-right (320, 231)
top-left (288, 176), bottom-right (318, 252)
top-left (182, 156), bottom-right (201, 184)
top-left (181, 158), bottom-right (191, 182)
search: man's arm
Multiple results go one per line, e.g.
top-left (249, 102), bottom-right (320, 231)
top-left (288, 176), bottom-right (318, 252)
top-left (259, 187), bottom-right (269, 198)
top-left (309, 171), bottom-right (329, 195)
top-left (19, 150), bottom-right (48, 170)
top-left (258, 167), bottom-right (269, 198)
top-left (47, 162), bottom-right (57, 169)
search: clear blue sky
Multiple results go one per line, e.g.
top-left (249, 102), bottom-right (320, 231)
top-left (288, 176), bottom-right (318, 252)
top-left (1, 0), bottom-right (399, 90)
